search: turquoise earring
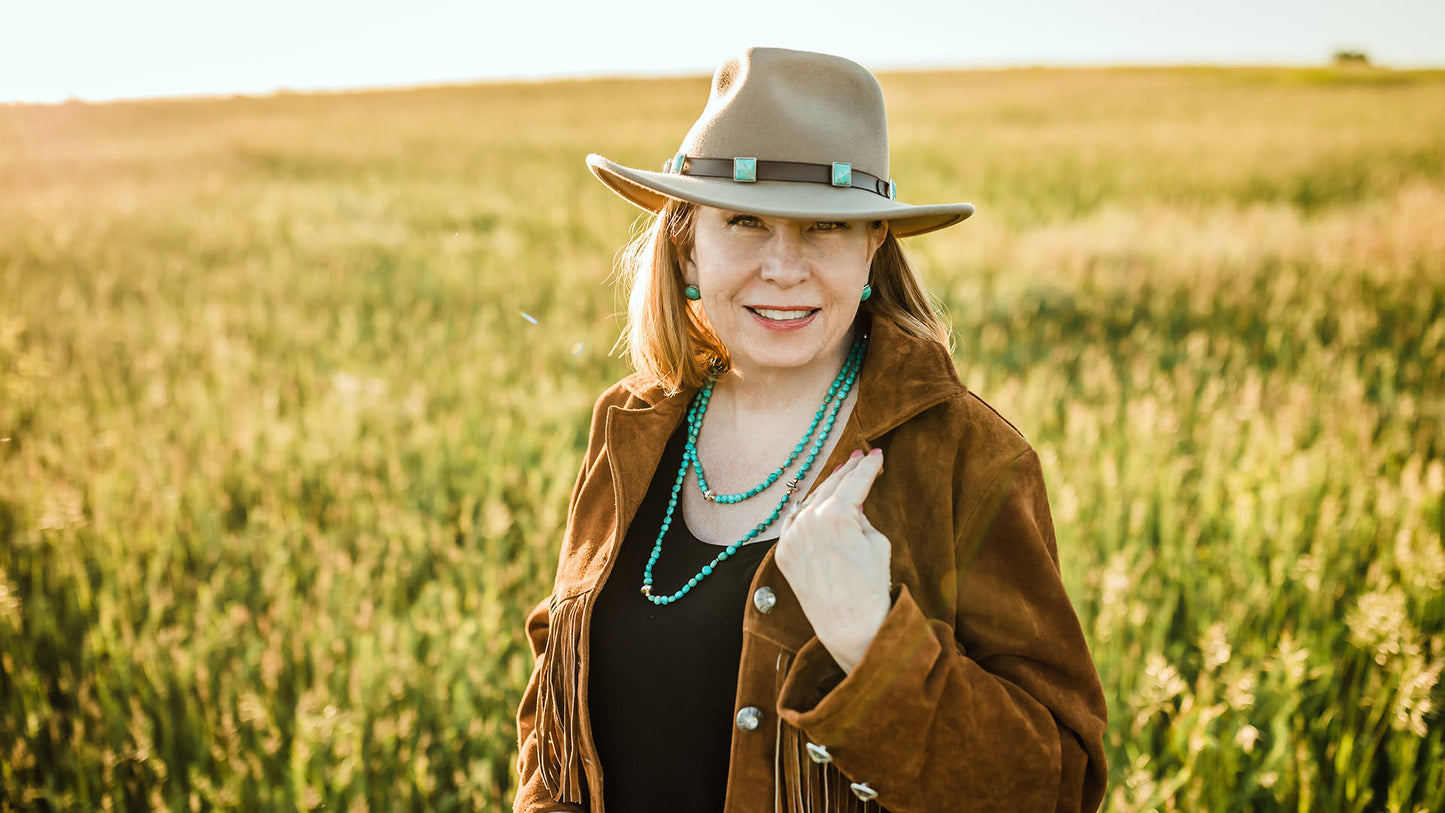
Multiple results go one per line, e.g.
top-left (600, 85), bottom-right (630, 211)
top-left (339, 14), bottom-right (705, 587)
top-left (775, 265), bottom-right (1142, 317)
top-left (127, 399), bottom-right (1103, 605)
top-left (684, 284), bottom-right (701, 301)
top-left (861, 284), bottom-right (872, 302)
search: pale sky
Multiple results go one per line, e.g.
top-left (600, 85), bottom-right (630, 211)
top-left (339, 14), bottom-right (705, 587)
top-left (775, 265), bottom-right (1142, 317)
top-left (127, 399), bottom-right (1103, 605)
top-left (3, 0), bottom-right (1442, 103)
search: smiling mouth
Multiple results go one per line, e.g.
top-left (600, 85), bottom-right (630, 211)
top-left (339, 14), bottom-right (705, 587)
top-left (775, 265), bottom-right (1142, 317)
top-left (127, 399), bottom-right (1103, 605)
top-left (746, 306), bottom-right (819, 322)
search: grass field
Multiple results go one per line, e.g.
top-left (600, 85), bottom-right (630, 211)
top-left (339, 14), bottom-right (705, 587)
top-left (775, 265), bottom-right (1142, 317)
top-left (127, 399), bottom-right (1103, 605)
top-left (2, 66), bottom-right (1443, 811)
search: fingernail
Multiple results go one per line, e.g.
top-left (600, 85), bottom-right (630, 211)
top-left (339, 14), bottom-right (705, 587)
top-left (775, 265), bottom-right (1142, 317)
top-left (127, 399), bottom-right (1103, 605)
top-left (834, 463), bottom-right (845, 473)
top-left (868, 448), bottom-right (882, 457)
top-left (849, 449), bottom-right (864, 460)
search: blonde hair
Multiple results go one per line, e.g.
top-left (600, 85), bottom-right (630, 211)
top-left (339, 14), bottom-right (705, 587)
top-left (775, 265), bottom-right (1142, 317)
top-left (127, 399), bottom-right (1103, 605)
top-left (614, 200), bottom-right (951, 394)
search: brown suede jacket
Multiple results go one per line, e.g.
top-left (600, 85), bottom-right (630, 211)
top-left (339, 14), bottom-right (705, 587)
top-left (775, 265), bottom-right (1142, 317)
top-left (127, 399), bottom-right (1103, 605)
top-left (514, 316), bottom-right (1108, 813)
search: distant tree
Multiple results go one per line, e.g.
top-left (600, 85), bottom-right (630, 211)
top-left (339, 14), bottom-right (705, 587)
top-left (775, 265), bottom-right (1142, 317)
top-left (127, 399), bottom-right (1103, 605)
top-left (1332, 50), bottom-right (1371, 67)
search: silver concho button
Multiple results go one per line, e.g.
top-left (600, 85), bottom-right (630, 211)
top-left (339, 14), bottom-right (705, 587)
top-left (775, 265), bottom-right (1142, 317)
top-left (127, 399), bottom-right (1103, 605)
top-left (805, 742), bottom-right (832, 763)
top-left (752, 586), bottom-right (777, 614)
top-left (850, 782), bottom-right (879, 802)
top-left (735, 706), bottom-right (764, 732)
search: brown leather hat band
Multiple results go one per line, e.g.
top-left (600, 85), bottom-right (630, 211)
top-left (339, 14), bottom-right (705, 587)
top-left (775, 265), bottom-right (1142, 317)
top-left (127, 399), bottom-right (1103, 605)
top-left (663, 154), bottom-right (897, 200)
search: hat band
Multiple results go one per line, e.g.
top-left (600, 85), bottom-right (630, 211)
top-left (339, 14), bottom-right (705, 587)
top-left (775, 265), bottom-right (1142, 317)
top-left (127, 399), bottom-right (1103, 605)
top-left (664, 155), bottom-right (896, 200)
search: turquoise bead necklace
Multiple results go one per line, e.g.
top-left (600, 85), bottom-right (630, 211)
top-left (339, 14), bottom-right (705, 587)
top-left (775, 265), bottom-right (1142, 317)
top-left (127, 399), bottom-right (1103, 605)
top-left (687, 336), bottom-right (866, 504)
top-left (640, 333), bottom-right (868, 605)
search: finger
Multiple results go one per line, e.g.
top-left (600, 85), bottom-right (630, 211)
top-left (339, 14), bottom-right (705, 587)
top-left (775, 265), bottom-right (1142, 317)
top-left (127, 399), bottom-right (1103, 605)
top-left (826, 448), bottom-right (884, 509)
top-left (802, 448), bottom-right (866, 509)
top-left (776, 500), bottom-right (799, 540)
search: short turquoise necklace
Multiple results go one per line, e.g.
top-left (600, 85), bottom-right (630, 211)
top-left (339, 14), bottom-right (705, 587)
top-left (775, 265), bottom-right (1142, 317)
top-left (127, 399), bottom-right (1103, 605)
top-left (640, 333), bottom-right (867, 605)
top-left (687, 335), bottom-right (865, 504)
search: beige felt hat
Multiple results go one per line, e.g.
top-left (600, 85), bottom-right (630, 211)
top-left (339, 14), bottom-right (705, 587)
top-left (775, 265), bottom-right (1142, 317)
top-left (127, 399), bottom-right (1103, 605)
top-left (587, 47), bottom-right (974, 238)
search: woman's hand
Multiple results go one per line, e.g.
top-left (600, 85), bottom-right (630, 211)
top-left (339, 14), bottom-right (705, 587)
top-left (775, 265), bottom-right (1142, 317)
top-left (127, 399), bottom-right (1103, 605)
top-left (775, 448), bottom-right (891, 674)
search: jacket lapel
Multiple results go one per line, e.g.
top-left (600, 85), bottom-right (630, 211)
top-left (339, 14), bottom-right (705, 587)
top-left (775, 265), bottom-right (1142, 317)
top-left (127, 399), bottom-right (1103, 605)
top-left (851, 316), bottom-right (967, 440)
top-left (801, 317), bottom-right (968, 500)
top-left (604, 375), bottom-right (694, 568)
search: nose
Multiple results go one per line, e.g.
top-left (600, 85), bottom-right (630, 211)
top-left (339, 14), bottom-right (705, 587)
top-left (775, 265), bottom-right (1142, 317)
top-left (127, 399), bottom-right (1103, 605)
top-left (759, 227), bottom-right (809, 287)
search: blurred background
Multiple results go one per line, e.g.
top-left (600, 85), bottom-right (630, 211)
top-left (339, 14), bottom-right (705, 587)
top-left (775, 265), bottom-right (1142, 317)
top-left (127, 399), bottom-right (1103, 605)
top-left (2, 1), bottom-right (1443, 811)
top-left (4, 0), bottom-right (1445, 102)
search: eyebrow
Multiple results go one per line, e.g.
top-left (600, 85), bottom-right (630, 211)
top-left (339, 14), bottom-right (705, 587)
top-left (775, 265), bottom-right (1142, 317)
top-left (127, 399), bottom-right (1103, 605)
top-left (719, 211), bottom-right (851, 225)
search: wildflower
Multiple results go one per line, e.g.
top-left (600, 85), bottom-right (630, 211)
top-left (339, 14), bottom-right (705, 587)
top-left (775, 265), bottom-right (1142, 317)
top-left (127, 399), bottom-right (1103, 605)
top-left (0, 572), bottom-right (19, 630)
top-left (1125, 763), bottom-right (1153, 790)
top-left (1291, 554), bottom-right (1321, 593)
top-left (1122, 754), bottom-right (1157, 803)
top-left (1391, 658), bottom-right (1441, 737)
top-left (1235, 724), bottom-right (1260, 753)
top-left (1093, 552), bottom-right (1132, 643)
top-left (1395, 527), bottom-right (1445, 595)
top-left (1201, 621), bottom-right (1232, 670)
top-left (1189, 729), bottom-right (1208, 754)
top-left (1127, 601), bottom-right (1149, 627)
top-left (1132, 653), bottom-right (1189, 730)
top-left (1347, 587), bottom-right (1419, 666)
top-left (1100, 552), bottom-right (1131, 609)
top-left (1145, 653), bottom-right (1187, 699)
top-left (1273, 630), bottom-right (1312, 686)
top-left (1226, 671), bottom-right (1258, 711)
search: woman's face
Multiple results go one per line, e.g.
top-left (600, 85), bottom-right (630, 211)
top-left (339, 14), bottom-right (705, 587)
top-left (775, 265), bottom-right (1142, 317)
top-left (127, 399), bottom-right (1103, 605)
top-left (681, 206), bottom-right (886, 379)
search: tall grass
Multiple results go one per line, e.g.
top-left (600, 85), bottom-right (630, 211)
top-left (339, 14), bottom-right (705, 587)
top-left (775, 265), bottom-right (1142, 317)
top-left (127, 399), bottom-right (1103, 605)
top-left (1, 67), bottom-right (1442, 810)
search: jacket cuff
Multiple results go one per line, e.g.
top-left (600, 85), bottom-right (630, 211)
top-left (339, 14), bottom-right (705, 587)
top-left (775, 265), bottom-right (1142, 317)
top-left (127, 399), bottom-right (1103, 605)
top-left (775, 582), bottom-right (941, 747)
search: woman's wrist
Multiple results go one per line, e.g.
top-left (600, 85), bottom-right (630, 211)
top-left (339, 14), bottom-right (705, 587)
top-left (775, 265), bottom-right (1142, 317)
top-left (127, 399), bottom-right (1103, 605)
top-left (819, 607), bottom-right (887, 674)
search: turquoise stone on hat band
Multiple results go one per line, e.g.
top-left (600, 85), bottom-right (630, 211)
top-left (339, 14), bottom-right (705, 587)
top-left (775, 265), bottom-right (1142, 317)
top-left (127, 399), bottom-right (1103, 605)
top-left (670, 153), bottom-right (686, 174)
top-left (733, 157), bottom-right (757, 182)
top-left (831, 162), bottom-right (852, 187)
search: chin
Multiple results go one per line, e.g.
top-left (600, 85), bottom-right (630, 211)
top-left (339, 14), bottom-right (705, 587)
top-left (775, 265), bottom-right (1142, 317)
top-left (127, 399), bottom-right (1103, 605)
top-left (734, 338), bottom-right (835, 373)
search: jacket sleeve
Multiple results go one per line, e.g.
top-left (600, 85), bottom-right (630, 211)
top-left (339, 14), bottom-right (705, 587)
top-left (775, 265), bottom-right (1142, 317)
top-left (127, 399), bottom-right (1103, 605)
top-left (775, 448), bottom-right (1108, 813)
top-left (514, 385), bottom-right (628, 813)
top-left (513, 598), bottom-right (587, 813)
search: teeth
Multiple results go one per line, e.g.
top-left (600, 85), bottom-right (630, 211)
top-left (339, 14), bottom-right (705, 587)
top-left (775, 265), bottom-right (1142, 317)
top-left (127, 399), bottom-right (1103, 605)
top-left (753, 308), bottom-right (815, 321)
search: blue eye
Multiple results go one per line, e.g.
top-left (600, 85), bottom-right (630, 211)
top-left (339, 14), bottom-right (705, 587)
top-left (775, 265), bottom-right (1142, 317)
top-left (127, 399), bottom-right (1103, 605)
top-left (727, 215), bottom-right (762, 227)
top-left (814, 221), bottom-right (849, 231)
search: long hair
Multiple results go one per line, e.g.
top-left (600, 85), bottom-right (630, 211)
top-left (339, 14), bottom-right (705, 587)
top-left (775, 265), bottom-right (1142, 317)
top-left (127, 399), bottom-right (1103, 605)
top-left (613, 200), bottom-right (951, 394)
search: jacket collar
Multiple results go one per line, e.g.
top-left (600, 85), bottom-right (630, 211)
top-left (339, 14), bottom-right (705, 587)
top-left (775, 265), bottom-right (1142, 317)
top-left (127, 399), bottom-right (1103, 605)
top-left (605, 317), bottom-right (967, 534)
top-left (848, 314), bottom-right (968, 439)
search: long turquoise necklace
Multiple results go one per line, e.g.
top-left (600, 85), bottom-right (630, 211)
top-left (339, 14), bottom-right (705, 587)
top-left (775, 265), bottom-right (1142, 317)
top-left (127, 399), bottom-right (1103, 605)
top-left (640, 333), bottom-right (867, 605)
top-left (687, 336), bottom-right (864, 504)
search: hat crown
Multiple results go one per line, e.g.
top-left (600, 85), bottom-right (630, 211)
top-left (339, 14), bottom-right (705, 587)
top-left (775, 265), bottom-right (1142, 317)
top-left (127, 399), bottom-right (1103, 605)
top-left (679, 48), bottom-right (889, 179)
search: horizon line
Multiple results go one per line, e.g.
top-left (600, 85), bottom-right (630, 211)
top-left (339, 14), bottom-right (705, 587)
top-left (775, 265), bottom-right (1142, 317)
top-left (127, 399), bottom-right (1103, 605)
top-left (6, 57), bottom-right (1442, 108)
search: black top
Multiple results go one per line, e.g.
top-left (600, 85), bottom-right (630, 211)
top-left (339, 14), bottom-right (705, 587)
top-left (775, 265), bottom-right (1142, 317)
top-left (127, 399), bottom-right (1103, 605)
top-left (588, 425), bottom-right (777, 813)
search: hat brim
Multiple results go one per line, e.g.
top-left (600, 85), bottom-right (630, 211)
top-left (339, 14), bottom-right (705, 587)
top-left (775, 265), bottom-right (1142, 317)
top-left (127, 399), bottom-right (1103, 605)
top-left (587, 154), bottom-right (973, 238)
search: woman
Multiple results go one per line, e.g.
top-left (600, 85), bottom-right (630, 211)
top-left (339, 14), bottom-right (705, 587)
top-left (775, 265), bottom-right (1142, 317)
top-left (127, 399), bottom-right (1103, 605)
top-left (515, 47), bottom-right (1107, 813)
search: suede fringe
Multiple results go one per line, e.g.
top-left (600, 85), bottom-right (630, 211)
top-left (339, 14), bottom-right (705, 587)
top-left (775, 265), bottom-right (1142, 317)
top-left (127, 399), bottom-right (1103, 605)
top-left (774, 692), bottom-right (883, 813)
top-left (536, 592), bottom-right (588, 804)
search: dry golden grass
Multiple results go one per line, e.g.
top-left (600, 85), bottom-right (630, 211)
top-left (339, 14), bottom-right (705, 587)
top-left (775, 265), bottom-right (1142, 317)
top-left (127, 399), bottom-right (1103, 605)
top-left (1, 66), bottom-right (1442, 810)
